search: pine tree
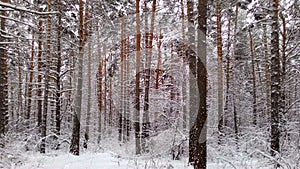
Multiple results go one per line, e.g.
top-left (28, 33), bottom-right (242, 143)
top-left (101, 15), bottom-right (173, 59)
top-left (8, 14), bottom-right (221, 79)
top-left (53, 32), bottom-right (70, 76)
top-left (216, 0), bottom-right (224, 135)
top-left (55, 0), bottom-right (62, 138)
top-left (249, 29), bottom-right (257, 125)
top-left (135, 0), bottom-right (141, 155)
top-left (40, 0), bottom-right (52, 154)
top-left (189, 0), bottom-right (208, 168)
top-left (270, 0), bottom-right (280, 162)
top-left (0, 0), bottom-right (9, 140)
top-left (70, 0), bottom-right (85, 156)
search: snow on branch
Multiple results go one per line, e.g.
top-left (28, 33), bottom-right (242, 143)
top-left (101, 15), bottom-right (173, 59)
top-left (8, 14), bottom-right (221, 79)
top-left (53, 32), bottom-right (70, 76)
top-left (0, 2), bottom-right (57, 16)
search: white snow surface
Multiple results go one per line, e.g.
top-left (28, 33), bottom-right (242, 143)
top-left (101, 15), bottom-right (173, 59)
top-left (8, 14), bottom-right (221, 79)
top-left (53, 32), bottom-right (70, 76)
top-left (18, 151), bottom-right (193, 169)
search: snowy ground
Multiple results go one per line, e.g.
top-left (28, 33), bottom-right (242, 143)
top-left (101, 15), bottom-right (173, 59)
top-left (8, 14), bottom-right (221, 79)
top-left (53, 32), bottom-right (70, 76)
top-left (2, 129), bottom-right (298, 168)
top-left (4, 147), bottom-right (294, 169)
top-left (11, 150), bottom-right (276, 169)
top-left (17, 151), bottom-right (193, 169)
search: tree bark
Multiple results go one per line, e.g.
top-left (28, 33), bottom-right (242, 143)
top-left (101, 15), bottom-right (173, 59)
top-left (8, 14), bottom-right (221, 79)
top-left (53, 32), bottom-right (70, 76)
top-left (55, 0), bottom-right (62, 137)
top-left (224, 9), bottom-right (231, 129)
top-left (216, 0), bottom-right (224, 135)
top-left (249, 29), bottom-right (257, 125)
top-left (70, 0), bottom-right (85, 156)
top-left (0, 0), bottom-right (9, 138)
top-left (97, 24), bottom-right (102, 143)
top-left (17, 42), bottom-right (23, 119)
top-left (40, 0), bottom-right (52, 154)
top-left (135, 0), bottom-right (141, 155)
top-left (270, 0), bottom-right (280, 161)
top-left (141, 0), bottom-right (156, 154)
top-left (119, 14), bottom-right (125, 142)
top-left (180, 0), bottom-right (187, 130)
top-left (27, 31), bottom-right (35, 123)
top-left (37, 12), bottom-right (43, 131)
top-left (84, 20), bottom-right (92, 149)
top-left (263, 23), bottom-right (271, 122)
top-left (188, 0), bottom-right (208, 168)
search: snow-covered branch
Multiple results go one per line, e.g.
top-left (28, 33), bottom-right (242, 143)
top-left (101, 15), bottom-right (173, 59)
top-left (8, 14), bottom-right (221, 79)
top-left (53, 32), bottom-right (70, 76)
top-left (0, 2), bottom-right (58, 16)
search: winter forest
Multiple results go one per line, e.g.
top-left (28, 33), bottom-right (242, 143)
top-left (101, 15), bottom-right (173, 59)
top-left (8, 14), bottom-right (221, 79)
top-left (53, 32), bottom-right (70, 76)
top-left (0, 0), bottom-right (299, 168)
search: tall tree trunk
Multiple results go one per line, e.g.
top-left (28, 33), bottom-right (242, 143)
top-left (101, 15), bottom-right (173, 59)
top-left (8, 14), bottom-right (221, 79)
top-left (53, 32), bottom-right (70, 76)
top-left (125, 37), bottom-right (130, 141)
top-left (55, 0), bottom-right (62, 138)
top-left (37, 15), bottom-right (43, 130)
top-left (67, 50), bottom-right (75, 129)
top-left (216, 0), bottom-right (224, 135)
top-left (119, 14), bottom-right (125, 142)
top-left (135, 0), bottom-right (141, 155)
top-left (17, 43), bottom-right (23, 119)
top-left (187, 0), bottom-right (197, 165)
top-left (84, 19), bottom-right (92, 149)
top-left (103, 44), bottom-right (107, 134)
top-left (189, 0), bottom-right (208, 168)
top-left (249, 29), bottom-right (257, 125)
top-left (263, 23), bottom-right (271, 122)
top-left (70, 0), bottom-right (85, 156)
top-left (270, 0), bottom-right (280, 162)
top-left (27, 31), bottom-right (35, 123)
top-left (180, 0), bottom-right (187, 130)
top-left (97, 24), bottom-right (102, 143)
top-left (40, 0), bottom-right (52, 154)
top-left (279, 12), bottom-right (286, 124)
top-left (141, 0), bottom-right (156, 153)
top-left (109, 54), bottom-right (112, 135)
top-left (224, 9), bottom-right (231, 129)
top-left (123, 36), bottom-right (130, 142)
top-left (232, 0), bottom-right (239, 147)
top-left (0, 0), bottom-right (9, 139)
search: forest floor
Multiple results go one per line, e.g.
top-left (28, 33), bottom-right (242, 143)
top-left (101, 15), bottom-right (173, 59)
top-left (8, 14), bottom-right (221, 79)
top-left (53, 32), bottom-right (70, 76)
top-left (17, 151), bottom-right (193, 169)
top-left (6, 148), bottom-right (274, 169)
top-left (2, 129), bottom-right (298, 168)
